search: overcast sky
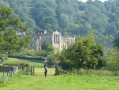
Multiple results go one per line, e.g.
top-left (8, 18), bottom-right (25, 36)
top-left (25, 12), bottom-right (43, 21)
top-left (78, 0), bottom-right (108, 2)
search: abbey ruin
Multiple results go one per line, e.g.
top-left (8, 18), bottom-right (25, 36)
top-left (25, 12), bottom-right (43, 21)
top-left (34, 30), bottom-right (75, 51)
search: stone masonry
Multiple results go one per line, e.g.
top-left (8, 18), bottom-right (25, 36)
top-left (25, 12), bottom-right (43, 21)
top-left (33, 30), bottom-right (75, 51)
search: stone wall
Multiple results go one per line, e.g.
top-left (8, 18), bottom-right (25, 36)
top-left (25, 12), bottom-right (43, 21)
top-left (33, 30), bottom-right (75, 51)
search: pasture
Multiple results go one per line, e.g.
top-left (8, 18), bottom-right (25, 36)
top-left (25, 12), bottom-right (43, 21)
top-left (0, 68), bottom-right (119, 90)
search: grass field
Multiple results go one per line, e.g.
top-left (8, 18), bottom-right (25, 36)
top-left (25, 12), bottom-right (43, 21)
top-left (1, 58), bottom-right (44, 68)
top-left (29, 62), bottom-right (44, 68)
top-left (0, 68), bottom-right (119, 90)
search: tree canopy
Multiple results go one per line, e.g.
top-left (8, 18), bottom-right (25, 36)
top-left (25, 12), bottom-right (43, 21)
top-left (1, 0), bottom-right (119, 46)
top-left (60, 33), bottom-right (104, 70)
top-left (0, 6), bottom-right (31, 55)
top-left (106, 48), bottom-right (119, 75)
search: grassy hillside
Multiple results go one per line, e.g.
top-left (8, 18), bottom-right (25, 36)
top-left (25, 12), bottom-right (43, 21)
top-left (1, 68), bottom-right (119, 90)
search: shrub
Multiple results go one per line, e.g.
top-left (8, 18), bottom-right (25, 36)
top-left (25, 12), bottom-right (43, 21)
top-left (35, 50), bottom-right (47, 57)
top-left (9, 55), bottom-right (45, 61)
top-left (78, 69), bottom-right (115, 76)
top-left (78, 68), bottom-right (87, 75)
top-left (3, 58), bottom-right (30, 67)
top-left (25, 49), bottom-right (35, 56)
top-left (47, 54), bottom-right (58, 67)
top-left (0, 80), bottom-right (4, 86)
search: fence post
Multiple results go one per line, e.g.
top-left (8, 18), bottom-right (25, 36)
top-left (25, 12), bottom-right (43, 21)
top-left (11, 66), bottom-right (13, 76)
top-left (6, 67), bottom-right (9, 80)
top-left (9, 66), bottom-right (11, 78)
top-left (2, 66), bottom-right (4, 81)
top-left (55, 65), bottom-right (59, 75)
top-left (31, 66), bottom-right (32, 75)
top-left (33, 66), bottom-right (34, 75)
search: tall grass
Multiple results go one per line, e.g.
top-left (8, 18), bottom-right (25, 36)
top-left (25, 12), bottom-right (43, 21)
top-left (71, 68), bottom-right (119, 76)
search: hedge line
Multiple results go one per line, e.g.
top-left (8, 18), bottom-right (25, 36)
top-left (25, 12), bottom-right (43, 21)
top-left (3, 58), bottom-right (30, 67)
top-left (9, 55), bottom-right (46, 61)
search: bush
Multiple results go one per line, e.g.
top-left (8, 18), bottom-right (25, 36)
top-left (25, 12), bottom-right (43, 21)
top-left (9, 55), bottom-right (45, 61)
top-left (47, 54), bottom-right (58, 67)
top-left (9, 49), bottom-right (46, 60)
top-left (0, 80), bottom-right (4, 86)
top-left (13, 49), bottom-right (35, 56)
top-left (3, 58), bottom-right (30, 67)
top-left (25, 49), bottom-right (35, 56)
top-left (35, 50), bottom-right (47, 57)
top-left (78, 69), bottom-right (115, 76)
top-left (78, 68), bottom-right (87, 75)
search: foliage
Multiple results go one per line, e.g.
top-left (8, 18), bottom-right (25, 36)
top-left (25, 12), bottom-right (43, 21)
top-left (3, 58), bottom-right (30, 67)
top-left (9, 49), bottom-right (46, 60)
top-left (60, 33), bottom-right (104, 70)
top-left (0, 6), bottom-right (31, 55)
top-left (41, 41), bottom-right (54, 54)
top-left (9, 55), bottom-right (45, 61)
top-left (114, 33), bottom-right (119, 48)
top-left (106, 48), bottom-right (119, 75)
top-left (1, 0), bottom-right (119, 46)
top-left (35, 49), bottom-right (47, 57)
top-left (47, 54), bottom-right (58, 67)
top-left (77, 68), bottom-right (116, 76)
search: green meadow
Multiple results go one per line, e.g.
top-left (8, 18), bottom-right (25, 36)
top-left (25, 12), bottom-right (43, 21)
top-left (0, 68), bottom-right (119, 90)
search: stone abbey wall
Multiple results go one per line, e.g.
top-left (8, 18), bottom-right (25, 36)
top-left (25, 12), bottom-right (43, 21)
top-left (33, 30), bottom-right (75, 51)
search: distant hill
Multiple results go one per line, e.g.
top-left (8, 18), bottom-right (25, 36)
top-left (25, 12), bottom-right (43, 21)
top-left (0, 0), bottom-right (119, 46)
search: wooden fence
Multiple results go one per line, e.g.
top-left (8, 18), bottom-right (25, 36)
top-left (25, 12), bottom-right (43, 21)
top-left (0, 66), bottom-right (35, 82)
top-left (55, 66), bottom-right (72, 75)
top-left (25, 66), bottom-right (35, 75)
top-left (0, 66), bottom-right (15, 81)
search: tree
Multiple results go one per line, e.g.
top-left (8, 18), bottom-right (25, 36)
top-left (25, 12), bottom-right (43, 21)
top-left (47, 54), bottom-right (58, 67)
top-left (106, 48), bottom-right (119, 75)
top-left (60, 33), bottom-right (104, 70)
top-left (59, 13), bottom-right (70, 29)
top-left (0, 6), bottom-right (31, 55)
top-left (2, 0), bottom-right (119, 46)
top-left (41, 41), bottom-right (54, 54)
top-left (114, 33), bottom-right (119, 48)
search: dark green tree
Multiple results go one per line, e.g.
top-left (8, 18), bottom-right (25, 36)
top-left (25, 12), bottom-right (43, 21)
top-left (41, 41), bottom-right (54, 54)
top-left (114, 33), bottom-right (119, 48)
top-left (47, 54), bottom-right (58, 67)
top-left (106, 48), bottom-right (119, 75)
top-left (60, 33), bottom-right (104, 70)
top-left (0, 6), bottom-right (31, 55)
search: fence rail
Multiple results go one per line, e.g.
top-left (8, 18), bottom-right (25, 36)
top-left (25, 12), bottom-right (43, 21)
top-left (25, 66), bottom-right (35, 75)
top-left (55, 66), bottom-right (72, 75)
top-left (0, 66), bottom-right (15, 81)
top-left (0, 65), bottom-right (35, 82)
top-left (0, 66), bottom-right (13, 72)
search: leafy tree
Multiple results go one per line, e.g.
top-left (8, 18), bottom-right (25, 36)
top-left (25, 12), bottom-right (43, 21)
top-left (35, 49), bottom-right (47, 57)
top-left (106, 48), bottom-right (119, 75)
top-left (47, 54), bottom-right (58, 67)
top-left (41, 41), bottom-right (54, 54)
top-left (60, 33), bottom-right (104, 70)
top-left (2, 0), bottom-right (119, 46)
top-left (114, 33), bottom-right (119, 48)
top-left (59, 13), bottom-right (70, 29)
top-left (0, 6), bottom-right (31, 55)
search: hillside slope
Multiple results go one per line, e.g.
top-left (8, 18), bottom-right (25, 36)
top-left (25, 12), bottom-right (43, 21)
top-left (0, 0), bottom-right (119, 45)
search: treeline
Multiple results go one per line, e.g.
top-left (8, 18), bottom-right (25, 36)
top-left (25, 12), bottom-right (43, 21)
top-left (1, 0), bottom-right (119, 45)
top-left (59, 33), bottom-right (119, 75)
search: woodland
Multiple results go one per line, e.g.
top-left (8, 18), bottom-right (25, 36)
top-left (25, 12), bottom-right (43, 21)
top-left (0, 0), bottom-right (119, 46)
